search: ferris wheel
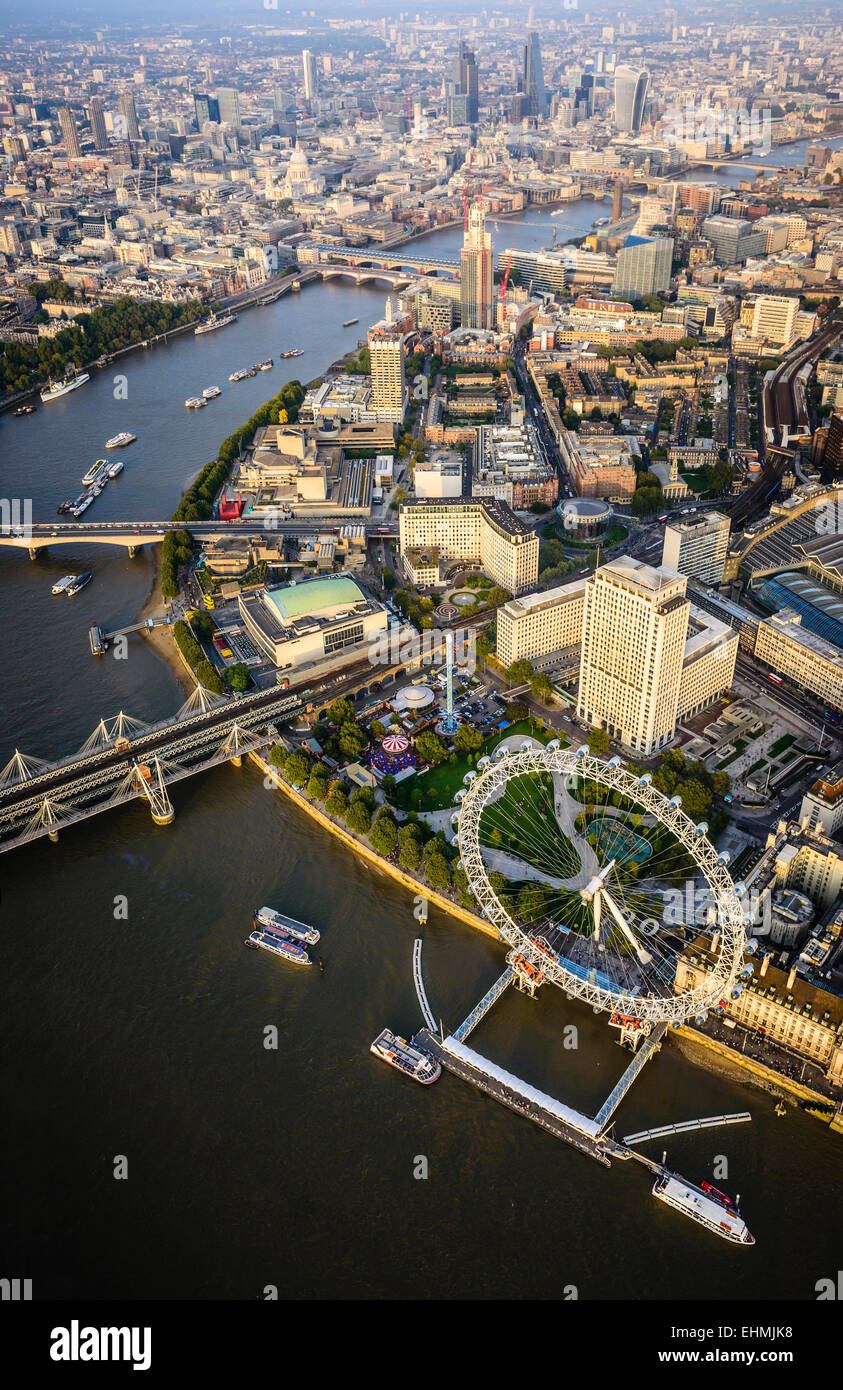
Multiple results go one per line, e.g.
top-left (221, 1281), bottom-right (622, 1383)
top-left (453, 743), bottom-right (749, 1026)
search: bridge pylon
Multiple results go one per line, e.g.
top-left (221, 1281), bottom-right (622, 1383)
top-left (0, 749), bottom-right (52, 789)
top-left (218, 720), bottom-right (262, 767)
top-left (27, 795), bottom-right (72, 843)
top-left (133, 756), bottom-right (175, 825)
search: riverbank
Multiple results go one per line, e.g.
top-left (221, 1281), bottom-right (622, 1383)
top-left (253, 750), bottom-right (499, 940)
top-left (671, 1024), bottom-right (841, 1130)
top-left (135, 547), bottom-right (192, 695)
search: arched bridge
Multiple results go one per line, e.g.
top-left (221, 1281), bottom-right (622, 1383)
top-left (0, 518), bottom-right (399, 558)
top-left (308, 242), bottom-right (463, 278)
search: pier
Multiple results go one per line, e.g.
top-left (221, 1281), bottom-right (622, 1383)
top-left (414, 1029), bottom-right (612, 1166)
top-left (594, 1023), bottom-right (668, 1133)
top-left (622, 1113), bottom-right (752, 1146)
top-left (452, 967), bottom-right (514, 1042)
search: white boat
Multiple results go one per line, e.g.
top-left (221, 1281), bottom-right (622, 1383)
top-left (202, 386), bottom-right (222, 399)
top-left (108, 460), bottom-right (124, 478)
top-left (185, 397), bottom-right (206, 409)
top-left (105, 432), bottom-right (136, 448)
top-left (82, 459), bottom-right (109, 486)
top-left (52, 575), bottom-right (78, 595)
top-left (40, 371), bottom-right (90, 403)
top-left (72, 495), bottom-right (94, 518)
top-left (652, 1173), bottom-right (755, 1245)
top-left (194, 312), bottom-right (238, 336)
top-left (370, 1029), bottom-right (440, 1085)
top-left (253, 906), bottom-right (320, 945)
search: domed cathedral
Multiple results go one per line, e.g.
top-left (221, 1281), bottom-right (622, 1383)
top-left (283, 146), bottom-right (324, 199)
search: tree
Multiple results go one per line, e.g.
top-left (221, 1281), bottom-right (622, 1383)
top-left (285, 750), bottom-right (311, 786)
top-left (370, 813), bottom-right (398, 856)
top-left (325, 785), bottom-right (349, 818)
top-left (588, 727), bottom-right (610, 756)
top-left (382, 567), bottom-right (396, 592)
top-left (268, 744), bottom-right (288, 768)
top-left (530, 671), bottom-right (554, 703)
top-left (346, 800), bottom-right (372, 834)
top-left (225, 662), bottom-right (251, 692)
top-left (370, 719), bottom-right (386, 739)
top-left (505, 701), bottom-right (528, 721)
top-left (195, 659), bottom-right (225, 694)
top-left (507, 658), bottom-right (533, 685)
top-left (351, 785), bottom-right (376, 811)
top-left (399, 824), bottom-right (423, 871)
top-left (453, 724), bottom-right (483, 754)
top-left (416, 730), bottom-right (447, 765)
top-left (338, 721), bottom-right (367, 761)
top-left (678, 777), bottom-right (712, 822)
top-left (424, 851), bottom-right (451, 890)
top-left (307, 766), bottom-right (329, 800)
top-left (328, 698), bottom-right (355, 726)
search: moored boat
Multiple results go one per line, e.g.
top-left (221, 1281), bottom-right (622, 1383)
top-left (370, 1029), bottom-right (441, 1084)
top-left (105, 431), bottom-right (136, 448)
top-left (280, 347), bottom-right (304, 358)
top-left (342, 318), bottom-right (359, 327)
top-left (194, 311), bottom-right (238, 336)
top-left (52, 574), bottom-right (78, 595)
top-left (13, 404), bottom-right (36, 416)
top-left (652, 1172), bottom-right (755, 1245)
top-left (82, 458), bottom-right (110, 486)
top-left (40, 371), bottom-right (90, 403)
top-left (185, 396), bottom-right (206, 409)
top-left (253, 906), bottom-right (320, 945)
top-left (66, 572), bottom-right (93, 596)
top-left (202, 386), bottom-right (222, 399)
top-left (108, 460), bottom-right (124, 478)
top-left (244, 929), bottom-right (311, 965)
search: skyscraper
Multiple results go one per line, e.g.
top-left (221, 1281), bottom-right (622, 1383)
top-left (612, 179), bottom-right (624, 223)
top-left (612, 235), bottom-right (673, 300)
top-left (89, 97), bottom-right (108, 152)
top-left (523, 32), bottom-right (547, 118)
top-left (460, 203), bottom-right (494, 330)
top-left (662, 512), bottom-right (730, 587)
top-left (193, 92), bottom-right (220, 127)
top-left (613, 66), bottom-right (649, 132)
top-left (215, 87), bottom-right (241, 127)
top-left (577, 558), bottom-right (690, 757)
top-left (455, 39), bottom-right (479, 123)
top-left (302, 49), bottom-right (318, 103)
top-left (368, 299), bottom-right (407, 424)
top-left (117, 92), bottom-right (140, 142)
top-left (58, 106), bottom-right (81, 159)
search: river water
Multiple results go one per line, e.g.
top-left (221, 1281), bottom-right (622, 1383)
top-left (1, 181), bottom-right (840, 1300)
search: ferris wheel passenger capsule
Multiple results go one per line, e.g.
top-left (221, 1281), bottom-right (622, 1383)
top-left (741, 963), bottom-right (754, 979)
top-left (477, 755), bottom-right (491, 769)
top-left (449, 834), bottom-right (459, 847)
top-left (717, 850), bottom-right (731, 865)
top-left (732, 881), bottom-right (746, 897)
top-left (463, 770), bottom-right (477, 784)
top-left (607, 755), bottom-right (622, 768)
top-left (695, 1013), bottom-right (708, 1026)
top-left (669, 794), bottom-right (682, 808)
top-left (730, 984), bottom-right (744, 999)
top-left (519, 740), bottom-right (533, 752)
top-left (455, 788), bottom-right (466, 801)
top-left (744, 935), bottom-right (759, 955)
top-left (576, 744), bottom-right (589, 757)
top-left (450, 810), bottom-right (460, 825)
top-left (494, 745), bottom-right (510, 759)
top-left (695, 821), bottom-right (709, 836)
top-left (639, 772), bottom-right (652, 786)
top-left (455, 859), bottom-right (463, 871)
top-left (547, 738), bottom-right (561, 751)
top-left (671, 1019), bottom-right (683, 1029)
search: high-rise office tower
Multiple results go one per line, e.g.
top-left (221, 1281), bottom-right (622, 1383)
top-left (216, 87), bottom-right (241, 126)
top-left (613, 66), bottom-right (649, 132)
top-left (823, 414), bottom-right (843, 474)
top-left (368, 299), bottom-right (407, 424)
top-left (612, 235), bottom-right (673, 300)
top-left (455, 39), bottom-right (479, 123)
top-left (662, 512), bottom-right (730, 587)
top-left (58, 106), bottom-right (81, 159)
top-left (750, 295), bottom-right (800, 349)
top-left (460, 202), bottom-right (494, 330)
top-left (302, 49), bottom-right (318, 103)
top-left (89, 97), bottom-right (108, 151)
top-left (117, 92), bottom-right (140, 142)
top-left (523, 32), bottom-right (547, 118)
top-left (193, 92), bottom-right (220, 127)
top-left (577, 558), bottom-right (690, 757)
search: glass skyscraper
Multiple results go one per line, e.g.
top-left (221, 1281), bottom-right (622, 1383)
top-left (523, 32), bottom-right (547, 119)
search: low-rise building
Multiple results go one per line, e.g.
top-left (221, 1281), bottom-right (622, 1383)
top-left (238, 573), bottom-right (387, 677)
top-left (398, 496), bottom-right (539, 594)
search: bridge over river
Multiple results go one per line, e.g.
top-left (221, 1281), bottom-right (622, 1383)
top-left (0, 518), bottom-right (399, 558)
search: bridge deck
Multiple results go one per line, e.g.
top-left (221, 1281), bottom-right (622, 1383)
top-left (594, 1022), bottom-right (667, 1133)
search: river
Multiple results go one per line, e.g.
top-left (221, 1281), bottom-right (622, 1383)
top-left (0, 189), bottom-right (840, 1301)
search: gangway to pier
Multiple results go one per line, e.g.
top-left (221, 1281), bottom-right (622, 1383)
top-left (622, 1113), bottom-right (752, 1147)
top-left (594, 1022), bottom-right (668, 1134)
top-left (452, 967), bottom-right (514, 1042)
top-left (412, 938), bottom-right (437, 1031)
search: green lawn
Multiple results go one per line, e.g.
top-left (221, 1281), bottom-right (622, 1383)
top-left (391, 720), bottom-right (563, 812)
top-left (479, 768), bottom-right (581, 879)
top-left (769, 734), bottom-right (796, 757)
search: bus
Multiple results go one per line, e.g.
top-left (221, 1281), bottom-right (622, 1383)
top-left (767, 672), bottom-right (783, 686)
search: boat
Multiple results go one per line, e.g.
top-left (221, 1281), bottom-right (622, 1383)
top-left (66, 572), bottom-right (93, 597)
top-left (40, 371), bottom-right (90, 403)
top-left (594, 216), bottom-right (610, 227)
top-left (185, 396), bottom-right (206, 409)
top-left (108, 460), bottom-right (124, 478)
top-left (258, 359), bottom-right (273, 371)
top-left (342, 318), bottom-right (359, 327)
top-left (57, 501), bottom-right (74, 514)
top-left (13, 404), bottom-right (36, 416)
top-left (244, 928), bottom-right (311, 965)
top-left (90, 479), bottom-right (107, 497)
top-left (253, 906), bottom-right (320, 945)
top-left (280, 348), bottom-right (304, 358)
top-left (228, 369), bottom-right (251, 383)
top-left (105, 432), bottom-right (136, 448)
top-left (52, 575), bottom-right (78, 595)
top-left (652, 1172), bottom-right (755, 1245)
top-left (72, 495), bottom-right (94, 518)
top-left (202, 386), bottom-right (222, 399)
top-left (194, 311), bottom-right (238, 336)
top-left (775, 1099), bottom-right (787, 1116)
top-left (89, 624), bottom-right (106, 655)
top-left (82, 459), bottom-right (110, 486)
top-left (370, 1029), bottom-right (441, 1084)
